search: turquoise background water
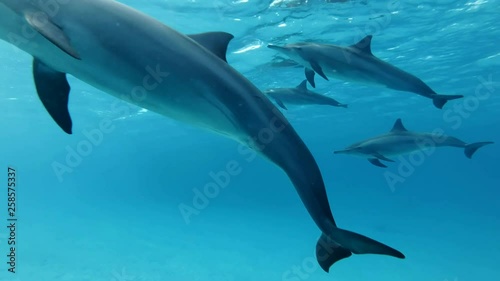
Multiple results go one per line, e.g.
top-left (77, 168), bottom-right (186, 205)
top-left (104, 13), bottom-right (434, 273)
top-left (0, 0), bottom-right (499, 280)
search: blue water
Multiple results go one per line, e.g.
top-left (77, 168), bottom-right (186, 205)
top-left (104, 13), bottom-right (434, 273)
top-left (1, 0), bottom-right (499, 280)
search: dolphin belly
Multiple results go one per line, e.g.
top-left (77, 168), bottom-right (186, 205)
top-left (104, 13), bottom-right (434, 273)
top-left (320, 54), bottom-right (424, 94)
top-left (367, 134), bottom-right (433, 157)
top-left (321, 61), bottom-right (382, 86)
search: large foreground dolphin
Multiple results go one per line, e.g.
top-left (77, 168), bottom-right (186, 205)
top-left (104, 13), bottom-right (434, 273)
top-left (0, 0), bottom-right (404, 272)
top-left (334, 119), bottom-right (493, 168)
top-left (263, 80), bottom-right (348, 110)
top-left (267, 35), bottom-right (463, 109)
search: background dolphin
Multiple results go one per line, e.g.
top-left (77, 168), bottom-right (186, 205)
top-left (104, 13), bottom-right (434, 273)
top-left (334, 118), bottom-right (494, 168)
top-left (263, 80), bottom-right (348, 110)
top-left (267, 35), bottom-right (463, 109)
top-left (0, 0), bottom-right (404, 272)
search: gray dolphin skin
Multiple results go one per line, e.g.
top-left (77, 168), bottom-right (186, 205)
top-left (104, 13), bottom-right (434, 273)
top-left (263, 80), bottom-right (348, 110)
top-left (334, 118), bottom-right (494, 168)
top-left (0, 0), bottom-right (404, 272)
top-left (267, 35), bottom-right (464, 109)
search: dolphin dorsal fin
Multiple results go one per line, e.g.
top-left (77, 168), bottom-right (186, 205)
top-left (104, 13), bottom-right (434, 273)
top-left (390, 118), bottom-right (408, 132)
top-left (188, 32), bottom-right (234, 63)
top-left (296, 80), bottom-right (308, 91)
top-left (350, 35), bottom-right (373, 55)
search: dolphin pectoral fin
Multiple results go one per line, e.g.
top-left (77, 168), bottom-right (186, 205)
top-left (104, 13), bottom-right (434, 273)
top-left (33, 59), bottom-right (72, 134)
top-left (464, 142), bottom-right (494, 159)
top-left (305, 68), bottom-right (316, 88)
top-left (317, 223), bottom-right (405, 272)
top-left (432, 94), bottom-right (463, 109)
top-left (368, 158), bottom-right (387, 168)
top-left (316, 233), bottom-right (352, 272)
top-left (274, 98), bottom-right (288, 110)
top-left (372, 153), bottom-right (395, 162)
top-left (310, 61), bottom-right (329, 81)
top-left (188, 32), bottom-right (234, 63)
top-left (24, 11), bottom-right (81, 60)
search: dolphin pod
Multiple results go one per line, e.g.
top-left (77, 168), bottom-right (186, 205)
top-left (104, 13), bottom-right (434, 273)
top-left (334, 119), bottom-right (494, 168)
top-left (0, 0), bottom-right (405, 274)
top-left (267, 35), bottom-right (464, 109)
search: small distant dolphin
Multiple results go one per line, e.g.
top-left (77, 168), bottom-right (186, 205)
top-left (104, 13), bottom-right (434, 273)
top-left (267, 35), bottom-right (463, 109)
top-left (0, 0), bottom-right (404, 272)
top-left (334, 118), bottom-right (493, 168)
top-left (263, 80), bottom-right (348, 110)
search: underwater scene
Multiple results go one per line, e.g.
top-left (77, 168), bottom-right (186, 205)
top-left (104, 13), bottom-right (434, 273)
top-left (0, 0), bottom-right (499, 280)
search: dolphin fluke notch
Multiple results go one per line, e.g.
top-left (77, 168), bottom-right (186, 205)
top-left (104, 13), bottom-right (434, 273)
top-left (432, 94), bottom-right (463, 109)
top-left (464, 142), bottom-right (494, 159)
top-left (317, 224), bottom-right (405, 272)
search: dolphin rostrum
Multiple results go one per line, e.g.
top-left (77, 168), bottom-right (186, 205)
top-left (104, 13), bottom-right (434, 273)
top-left (334, 118), bottom-right (494, 168)
top-left (267, 35), bottom-right (463, 109)
top-left (0, 0), bottom-right (404, 271)
top-left (263, 80), bottom-right (348, 110)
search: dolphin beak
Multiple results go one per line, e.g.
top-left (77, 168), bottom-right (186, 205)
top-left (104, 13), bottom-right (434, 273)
top-left (333, 149), bottom-right (348, 154)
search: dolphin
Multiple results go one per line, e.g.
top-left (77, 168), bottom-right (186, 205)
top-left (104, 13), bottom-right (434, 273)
top-left (263, 80), bottom-right (348, 110)
top-left (267, 35), bottom-right (463, 109)
top-left (0, 0), bottom-right (404, 272)
top-left (334, 118), bottom-right (494, 168)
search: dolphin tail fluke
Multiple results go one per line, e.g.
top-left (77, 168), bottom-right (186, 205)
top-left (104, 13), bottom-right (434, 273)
top-left (432, 94), bottom-right (463, 109)
top-left (464, 142), bottom-right (494, 159)
top-left (316, 233), bottom-right (351, 272)
top-left (316, 224), bottom-right (405, 272)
